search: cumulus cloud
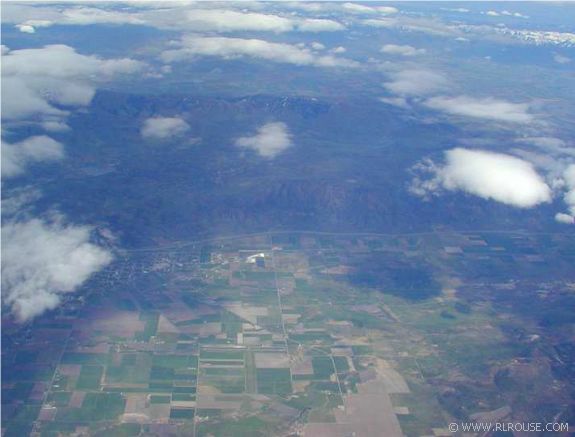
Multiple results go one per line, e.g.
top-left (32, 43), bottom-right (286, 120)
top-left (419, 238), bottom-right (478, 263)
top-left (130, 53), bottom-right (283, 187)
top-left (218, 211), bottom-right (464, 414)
top-left (554, 53), bottom-right (571, 64)
top-left (311, 42), bottom-right (326, 50)
top-left (510, 149), bottom-right (564, 176)
top-left (279, 2), bottom-right (327, 13)
top-left (342, 3), bottom-right (398, 15)
top-left (384, 69), bottom-right (448, 96)
top-left (1, 187), bottom-right (42, 217)
top-left (2, 44), bottom-right (143, 80)
top-left (2, 3), bottom-right (344, 33)
top-left (298, 18), bottom-right (345, 32)
top-left (3, 4), bottom-right (145, 28)
top-left (500, 10), bottom-right (529, 19)
top-left (363, 16), bottom-right (459, 37)
top-left (41, 120), bottom-right (71, 133)
top-left (379, 96), bottom-right (410, 109)
top-left (2, 3), bottom-right (143, 28)
top-left (555, 212), bottom-right (574, 224)
top-left (57, 6), bottom-right (146, 26)
top-left (376, 6), bottom-right (400, 15)
top-left (280, 1), bottom-right (398, 15)
top-left (362, 18), bottom-right (397, 29)
top-left (365, 14), bottom-right (547, 46)
top-left (511, 139), bottom-right (575, 224)
top-left (235, 122), bottom-right (292, 158)
top-left (342, 3), bottom-right (376, 14)
top-left (183, 9), bottom-right (343, 32)
top-left (381, 44), bottom-right (426, 56)
top-left (424, 95), bottom-right (534, 123)
top-left (1, 44), bottom-right (144, 122)
top-left (2, 135), bottom-right (64, 178)
top-left (141, 117), bottom-right (191, 140)
top-left (161, 36), bottom-right (358, 68)
top-left (555, 164), bottom-right (575, 224)
top-left (16, 24), bottom-right (35, 33)
top-left (411, 148), bottom-right (552, 208)
top-left (2, 76), bottom-right (69, 121)
top-left (442, 7), bottom-right (470, 13)
top-left (0, 12), bottom-right (127, 323)
top-left (516, 136), bottom-right (575, 157)
top-left (1, 217), bottom-right (113, 321)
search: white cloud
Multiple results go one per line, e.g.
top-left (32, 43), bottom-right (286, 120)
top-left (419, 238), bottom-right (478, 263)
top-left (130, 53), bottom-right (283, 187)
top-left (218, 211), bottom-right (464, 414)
top-left (0, 15), bottom-right (127, 324)
top-left (331, 46), bottom-right (347, 54)
top-left (184, 9), bottom-right (345, 33)
top-left (442, 7), bottom-right (470, 13)
top-left (277, 1), bottom-right (330, 13)
top-left (311, 42), bottom-right (325, 51)
top-left (363, 16), bottom-right (459, 37)
top-left (377, 6), bottom-right (399, 15)
top-left (19, 19), bottom-right (52, 28)
top-left (2, 135), bottom-right (64, 178)
top-left (3, 4), bottom-right (146, 29)
top-left (518, 136), bottom-right (566, 149)
top-left (279, 2), bottom-right (326, 13)
top-left (564, 164), bottom-right (575, 190)
top-left (486, 11), bottom-right (500, 17)
top-left (510, 149), bottom-right (564, 175)
top-left (280, 1), bottom-right (398, 16)
top-left (458, 24), bottom-right (575, 47)
top-left (554, 53), bottom-right (571, 64)
top-left (365, 13), bottom-right (558, 46)
top-left (2, 76), bottom-right (68, 121)
top-left (379, 96), bottom-right (410, 109)
top-left (1, 44), bottom-right (144, 122)
top-left (424, 95), bottom-right (534, 123)
top-left (362, 18), bottom-right (397, 28)
top-left (411, 148), bottom-right (552, 208)
top-left (41, 120), bottom-right (71, 132)
top-left (342, 3), bottom-right (375, 14)
top-left (297, 18), bottom-right (345, 32)
top-left (235, 122), bottom-right (292, 158)
top-left (3, 4), bottom-right (344, 34)
top-left (183, 9), bottom-right (291, 32)
top-left (555, 164), bottom-right (575, 224)
top-left (1, 187), bottom-right (42, 217)
top-left (342, 3), bottom-right (398, 15)
top-left (141, 117), bottom-right (191, 140)
top-left (511, 141), bottom-right (575, 224)
top-left (555, 212), bottom-right (574, 224)
top-left (381, 44), bottom-right (426, 56)
top-left (384, 69), bottom-right (447, 96)
top-left (59, 6), bottom-right (146, 26)
top-left (1, 44), bottom-right (143, 80)
top-left (516, 137), bottom-right (575, 157)
top-left (161, 36), bottom-right (358, 69)
top-left (1, 217), bottom-right (113, 321)
top-left (367, 14), bottom-right (546, 46)
top-left (500, 10), bottom-right (529, 19)
top-left (16, 24), bottom-right (35, 33)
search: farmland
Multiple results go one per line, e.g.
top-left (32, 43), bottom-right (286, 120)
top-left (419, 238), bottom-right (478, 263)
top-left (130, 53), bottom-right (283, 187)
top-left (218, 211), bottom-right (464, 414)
top-left (2, 231), bottom-right (574, 436)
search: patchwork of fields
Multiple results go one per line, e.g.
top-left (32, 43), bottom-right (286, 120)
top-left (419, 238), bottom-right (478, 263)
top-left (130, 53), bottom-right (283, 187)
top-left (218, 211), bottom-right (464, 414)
top-left (2, 231), bottom-right (574, 436)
